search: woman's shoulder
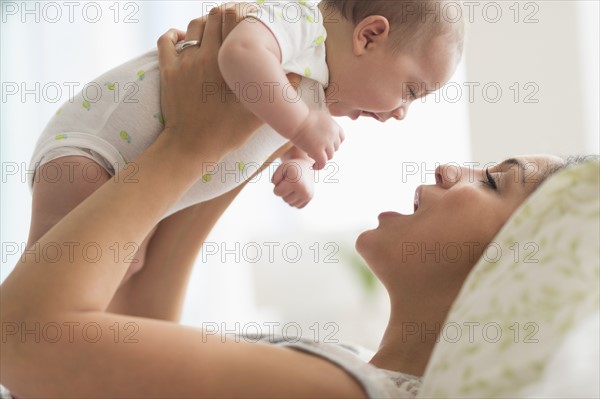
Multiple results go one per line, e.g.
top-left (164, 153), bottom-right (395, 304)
top-left (256, 334), bottom-right (422, 399)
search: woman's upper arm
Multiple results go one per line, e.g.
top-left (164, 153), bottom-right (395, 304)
top-left (8, 311), bottom-right (365, 398)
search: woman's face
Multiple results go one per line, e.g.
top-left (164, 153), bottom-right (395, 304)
top-left (356, 155), bottom-right (565, 301)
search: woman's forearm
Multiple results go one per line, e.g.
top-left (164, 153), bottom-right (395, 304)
top-left (105, 183), bottom-right (247, 321)
top-left (1, 131), bottom-right (224, 319)
top-left (105, 142), bottom-right (293, 321)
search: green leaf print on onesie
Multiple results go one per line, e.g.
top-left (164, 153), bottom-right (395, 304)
top-left (137, 70), bottom-right (145, 81)
top-left (154, 113), bottom-right (165, 126)
top-left (82, 100), bottom-right (91, 111)
top-left (119, 130), bottom-right (132, 144)
top-left (313, 35), bottom-right (325, 46)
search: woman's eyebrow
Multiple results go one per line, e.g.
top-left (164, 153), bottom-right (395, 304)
top-left (498, 158), bottom-right (526, 186)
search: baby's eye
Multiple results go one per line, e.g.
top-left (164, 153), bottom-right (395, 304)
top-left (408, 87), bottom-right (417, 99)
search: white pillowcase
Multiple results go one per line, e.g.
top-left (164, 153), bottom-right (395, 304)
top-left (419, 160), bottom-right (600, 398)
top-left (520, 311), bottom-right (599, 398)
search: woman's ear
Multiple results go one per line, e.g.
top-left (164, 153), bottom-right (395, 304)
top-left (352, 15), bottom-right (390, 55)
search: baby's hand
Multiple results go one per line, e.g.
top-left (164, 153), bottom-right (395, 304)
top-left (272, 157), bottom-right (315, 209)
top-left (292, 110), bottom-right (345, 170)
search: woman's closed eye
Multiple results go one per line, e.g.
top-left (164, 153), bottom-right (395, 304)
top-left (481, 168), bottom-right (498, 190)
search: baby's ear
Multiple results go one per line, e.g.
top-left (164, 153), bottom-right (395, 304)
top-left (353, 15), bottom-right (390, 54)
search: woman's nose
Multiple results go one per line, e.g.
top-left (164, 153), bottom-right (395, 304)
top-left (435, 164), bottom-right (466, 188)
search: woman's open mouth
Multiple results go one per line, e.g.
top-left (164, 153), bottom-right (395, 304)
top-left (414, 186), bottom-right (422, 213)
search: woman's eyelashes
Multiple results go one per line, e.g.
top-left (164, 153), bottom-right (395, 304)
top-left (481, 168), bottom-right (498, 190)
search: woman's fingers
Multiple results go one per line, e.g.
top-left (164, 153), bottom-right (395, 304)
top-left (185, 17), bottom-right (207, 42)
top-left (200, 6), bottom-right (224, 56)
top-left (222, 6), bottom-right (239, 39)
top-left (222, 2), bottom-right (256, 38)
top-left (157, 28), bottom-right (185, 68)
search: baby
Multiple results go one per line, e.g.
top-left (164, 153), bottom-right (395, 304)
top-left (28, 0), bottom-right (464, 276)
top-left (29, 0), bottom-right (464, 211)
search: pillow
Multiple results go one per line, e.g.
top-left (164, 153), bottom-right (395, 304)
top-left (419, 160), bottom-right (600, 398)
top-left (520, 311), bottom-right (599, 398)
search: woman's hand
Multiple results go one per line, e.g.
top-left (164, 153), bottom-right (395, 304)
top-left (156, 3), bottom-right (264, 162)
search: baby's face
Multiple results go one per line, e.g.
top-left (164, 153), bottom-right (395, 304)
top-left (325, 36), bottom-right (458, 122)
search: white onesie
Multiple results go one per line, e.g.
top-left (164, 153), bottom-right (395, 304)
top-left (28, 0), bottom-right (329, 220)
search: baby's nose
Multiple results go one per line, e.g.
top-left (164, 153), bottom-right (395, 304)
top-left (376, 108), bottom-right (406, 122)
top-left (392, 107), bottom-right (406, 121)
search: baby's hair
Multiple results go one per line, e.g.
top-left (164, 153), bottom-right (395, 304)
top-left (321, 0), bottom-right (465, 59)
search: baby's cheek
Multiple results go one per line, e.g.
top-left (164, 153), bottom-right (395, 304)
top-left (364, 90), bottom-right (399, 113)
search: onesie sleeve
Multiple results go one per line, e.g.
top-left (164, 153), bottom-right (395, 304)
top-left (245, 0), bottom-right (327, 67)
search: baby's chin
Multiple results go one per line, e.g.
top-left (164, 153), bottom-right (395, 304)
top-left (326, 103), bottom-right (350, 118)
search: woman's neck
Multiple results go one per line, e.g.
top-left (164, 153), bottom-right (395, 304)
top-left (369, 297), bottom-right (451, 377)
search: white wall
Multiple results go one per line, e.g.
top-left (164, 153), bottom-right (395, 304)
top-left (576, 0), bottom-right (600, 153)
top-left (464, 0), bottom-right (599, 163)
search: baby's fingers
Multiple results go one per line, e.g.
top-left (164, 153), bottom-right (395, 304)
top-left (274, 181), bottom-right (292, 198)
top-left (312, 151), bottom-right (327, 170)
top-left (325, 146), bottom-right (334, 162)
top-left (293, 199), bottom-right (310, 209)
top-left (284, 192), bottom-right (301, 207)
top-left (271, 164), bottom-right (285, 185)
top-left (338, 125), bottom-right (346, 143)
top-left (333, 136), bottom-right (341, 151)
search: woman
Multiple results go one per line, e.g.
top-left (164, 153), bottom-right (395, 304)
top-left (0, 5), bottom-right (579, 398)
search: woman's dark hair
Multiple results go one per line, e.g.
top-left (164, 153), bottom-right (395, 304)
top-left (538, 154), bottom-right (600, 187)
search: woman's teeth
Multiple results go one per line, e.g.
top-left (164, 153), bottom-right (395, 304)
top-left (414, 188), bottom-right (420, 212)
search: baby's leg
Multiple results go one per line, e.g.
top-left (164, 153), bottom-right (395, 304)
top-left (27, 155), bottom-right (157, 285)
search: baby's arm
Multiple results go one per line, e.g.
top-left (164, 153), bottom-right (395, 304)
top-left (272, 145), bottom-right (315, 209)
top-left (218, 19), bottom-right (308, 139)
top-left (218, 19), bottom-right (343, 169)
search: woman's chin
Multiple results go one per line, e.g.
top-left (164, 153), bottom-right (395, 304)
top-left (355, 228), bottom-right (374, 259)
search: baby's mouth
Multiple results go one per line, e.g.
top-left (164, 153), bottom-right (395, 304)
top-left (361, 111), bottom-right (383, 122)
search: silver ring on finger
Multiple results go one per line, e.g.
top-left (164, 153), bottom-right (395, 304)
top-left (175, 40), bottom-right (201, 54)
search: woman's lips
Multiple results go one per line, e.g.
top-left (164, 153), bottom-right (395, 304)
top-left (378, 187), bottom-right (422, 222)
top-left (378, 211), bottom-right (402, 222)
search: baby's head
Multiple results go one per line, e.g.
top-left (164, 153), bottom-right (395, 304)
top-left (319, 0), bottom-right (465, 121)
